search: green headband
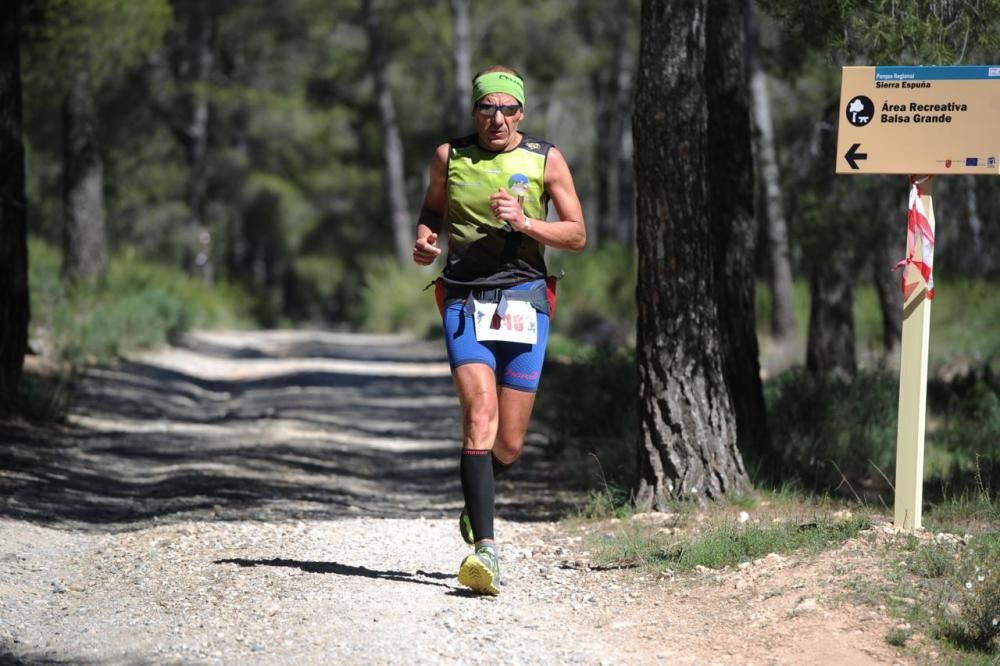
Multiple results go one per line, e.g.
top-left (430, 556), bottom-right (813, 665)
top-left (471, 72), bottom-right (525, 106)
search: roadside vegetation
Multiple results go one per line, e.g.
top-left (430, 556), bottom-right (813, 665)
top-left (18, 237), bottom-right (250, 421)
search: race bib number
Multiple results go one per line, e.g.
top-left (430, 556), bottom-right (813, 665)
top-left (472, 297), bottom-right (538, 345)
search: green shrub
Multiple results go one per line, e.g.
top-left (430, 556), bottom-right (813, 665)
top-left (936, 535), bottom-right (1000, 654)
top-left (885, 627), bottom-right (911, 647)
top-left (17, 367), bottom-right (74, 423)
top-left (657, 518), bottom-right (869, 571)
top-left (591, 516), bottom-right (868, 572)
top-left (534, 347), bottom-right (637, 489)
top-left (929, 280), bottom-right (1000, 373)
top-left (765, 367), bottom-right (898, 495)
top-left (575, 481), bottom-right (635, 520)
top-left (908, 542), bottom-right (957, 580)
top-left (546, 242), bottom-right (636, 349)
top-left (293, 254), bottom-right (347, 321)
top-left (28, 237), bottom-right (250, 366)
top-left (936, 377), bottom-right (1000, 458)
top-left (355, 257), bottom-right (441, 338)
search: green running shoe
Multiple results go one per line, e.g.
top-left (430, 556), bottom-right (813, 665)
top-left (458, 506), bottom-right (475, 545)
top-left (458, 546), bottom-right (501, 596)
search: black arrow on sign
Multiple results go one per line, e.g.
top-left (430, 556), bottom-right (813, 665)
top-left (845, 143), bottom-right (868, 170)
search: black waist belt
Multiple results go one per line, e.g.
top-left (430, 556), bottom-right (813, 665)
top-left (445, 281), bottom-right (550, 316)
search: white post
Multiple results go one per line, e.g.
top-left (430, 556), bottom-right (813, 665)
top-left (893, 177), bottom-right (935, 530)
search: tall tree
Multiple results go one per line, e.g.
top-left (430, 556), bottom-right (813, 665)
top-left (707, 0), bottom-right (772, 474)
top-left (363, 0), bottom-right (411, 266)
top-left (577, 0), bottom-right (639, 247)
top-left (747, 0), bottom-right (796, 343)
top-left (0, 0), bottom-right (29, 412)
top-left (61, 67), bottom-right (106, 282)
top-left (634, 0), bottom-right (751, 508)
top-left (155, 0), bottom-right (216, 284)
top-left (23, 0), bottom-right (171, 283)
top-left (869, 178), bottom-right (903, 358)
top-left (449, 0), bottom-right (471, 134)
top-left (763, 0), bottom-right (1000, 374)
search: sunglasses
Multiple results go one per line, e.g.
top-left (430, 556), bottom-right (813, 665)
top-left (475, 103), bottom-right (522, 117)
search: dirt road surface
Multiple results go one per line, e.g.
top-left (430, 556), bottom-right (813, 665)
top-left (0, 330), bottom-right (908, 665)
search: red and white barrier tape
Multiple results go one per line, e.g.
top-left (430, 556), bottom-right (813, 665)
top-left (893, 176), bottom-right (935, 300)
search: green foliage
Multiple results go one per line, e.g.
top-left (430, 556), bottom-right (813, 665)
top-left (938, 379), bottom-right (1000, 456)
top-left (354, 241), bottom-right (637, 348)
top-left (660, 518), bottom-right (869, 571)
top-left (546, 242), bottom-right (637, 350)
top-left (929, 281), bottom-right (1000, 372)
top-left (592, 516), bottom-right (868, 571)
top-left (293, 254), bottom-right (347, 321)
top-left (765, 360), bottom-right (1000, 498)
top-left (28, 237), bottom-right (250, 365)
top-left (935, 536), bottom-right (1000, 654)
top-left (763, 0), bottom-right (1000, 68)
top-left (534, 347), bottom-right (637, 490)
top-left (925, 487), bottom-right (1000, 533)
top-left (939, 560), bottom-right (1000, 653)
top-left (884, 533), bottom-right (1000, 660)
top-left (908, 542), bottom-right (957, 580)
top-left (885, 626), bottom-right (911, 647)
top-left (354, 258), bottom-right (441, 338)
top-left (16, 367), bottom-right (75, 423)
top-left (765, 367), bottom-right (898, 494)
top-left (575, 480), bottom-right (635, 521)
top-left (23, 0), bottom-right (173, 90)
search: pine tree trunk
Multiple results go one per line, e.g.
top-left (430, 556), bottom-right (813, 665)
top-left (582, 5), bottom-right (633, 247)
top-left (364, 0), bottom-right (411, 266)
top-left (634, 0), bottom-right (750, 509)
top-left (871, 179), bottom-right (902, 358)
top-left (963, 175), bottom-right (991, 274)
top-left (591, 25), bottom-right (624, 246)
top-left (617, 113), bottom-right (636, 249)
top-left (747, 1), bottom-right (797, 343)
top-left (449, 0), bottom-right (471, 134)
top-left (0, 0), bottom-right (29, 412)
top-left (805, 101), bottom-right (857, 378)
top-left (183, 4), bottom-right (213, 285)
top-left (707, 0), bottom-right (771, 475)
top-left (61, 70), bottom-right (108, 283)
top-left (806, 252), bottom-right (856, 377)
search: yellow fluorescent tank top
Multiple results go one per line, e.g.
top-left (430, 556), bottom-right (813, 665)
top-left (444, 132), bottom-right (552, 287)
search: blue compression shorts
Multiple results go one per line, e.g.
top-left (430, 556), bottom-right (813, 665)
top-left (442, 280), bottom-right (550, 392)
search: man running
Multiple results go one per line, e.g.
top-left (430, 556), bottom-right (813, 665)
top-left (412, 66), bottom-right (586, 595)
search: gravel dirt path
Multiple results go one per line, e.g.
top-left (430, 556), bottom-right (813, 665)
top-left (0, 330), bottom-right (910, 665)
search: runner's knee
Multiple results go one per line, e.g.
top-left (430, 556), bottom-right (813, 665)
top-left (464, 402), bottom-right (498, 448)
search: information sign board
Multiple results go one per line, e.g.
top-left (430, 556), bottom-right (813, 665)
top-left (836, 66), bottom-right (1000, 175)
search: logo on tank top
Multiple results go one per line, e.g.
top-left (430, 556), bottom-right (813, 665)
top-left (508, 173), bottom-right (529, 197)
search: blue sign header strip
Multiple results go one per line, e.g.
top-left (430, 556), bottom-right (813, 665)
top-left (875, 65), bottom-right (1000, 81)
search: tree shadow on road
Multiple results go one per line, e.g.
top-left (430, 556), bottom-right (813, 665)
top-left (0, 331), bottom-right (578, 531)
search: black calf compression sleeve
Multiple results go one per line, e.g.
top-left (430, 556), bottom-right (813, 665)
top-left (461, 448), bottom-right (495, 541)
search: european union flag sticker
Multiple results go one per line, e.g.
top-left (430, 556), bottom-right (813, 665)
top-left (966, 157), bottom-right (979, 166)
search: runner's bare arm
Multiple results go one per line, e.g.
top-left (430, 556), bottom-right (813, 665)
top-left (413, 143), bottom-right (449, 265)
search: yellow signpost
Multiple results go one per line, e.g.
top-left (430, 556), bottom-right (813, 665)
top-left (837, 65), bottom-right (1000, 530)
